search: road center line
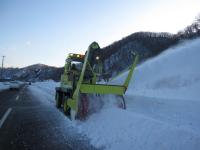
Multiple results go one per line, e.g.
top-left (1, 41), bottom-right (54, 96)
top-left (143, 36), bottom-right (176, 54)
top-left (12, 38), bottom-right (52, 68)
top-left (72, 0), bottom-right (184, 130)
top-left (16, 95), bottom-right (20, 101)
top-left (0, 108), bottom-right (12, 128)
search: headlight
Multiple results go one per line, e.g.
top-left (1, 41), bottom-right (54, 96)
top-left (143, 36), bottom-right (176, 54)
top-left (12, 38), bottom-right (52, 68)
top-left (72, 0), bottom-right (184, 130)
top-left (96, 56), bottom-right (100, 60)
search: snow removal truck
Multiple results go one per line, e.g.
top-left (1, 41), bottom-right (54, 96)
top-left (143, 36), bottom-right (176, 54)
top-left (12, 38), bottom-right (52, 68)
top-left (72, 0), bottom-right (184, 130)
top-left (55, 42), bottom-right (139, 120)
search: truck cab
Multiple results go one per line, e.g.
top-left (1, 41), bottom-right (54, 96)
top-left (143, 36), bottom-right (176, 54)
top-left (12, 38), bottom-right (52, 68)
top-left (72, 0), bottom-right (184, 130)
top-left (60, 53), bottom-right (84, 90)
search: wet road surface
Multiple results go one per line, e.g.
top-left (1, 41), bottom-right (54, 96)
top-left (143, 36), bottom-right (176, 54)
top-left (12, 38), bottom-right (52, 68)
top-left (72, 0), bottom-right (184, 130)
top-left (0, 85), bottom-right (97, 150)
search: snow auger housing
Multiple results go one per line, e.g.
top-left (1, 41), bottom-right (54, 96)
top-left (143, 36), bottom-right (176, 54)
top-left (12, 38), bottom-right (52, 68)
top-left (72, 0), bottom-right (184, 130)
top-left (55, 42), bottom-right (139, 120)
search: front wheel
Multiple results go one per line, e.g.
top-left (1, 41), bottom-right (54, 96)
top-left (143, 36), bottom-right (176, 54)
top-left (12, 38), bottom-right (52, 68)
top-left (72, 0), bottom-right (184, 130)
top-left (63, 98), bottom-right (71, 116)
top-left (55, 92), bottom-right (62, 108)
top-left (76, 93), bottom-right (89, 120)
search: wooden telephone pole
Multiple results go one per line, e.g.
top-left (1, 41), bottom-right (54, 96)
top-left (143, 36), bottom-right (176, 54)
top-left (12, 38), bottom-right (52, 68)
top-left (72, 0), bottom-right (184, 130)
top-left (1, 56), bottom-right (5, 79)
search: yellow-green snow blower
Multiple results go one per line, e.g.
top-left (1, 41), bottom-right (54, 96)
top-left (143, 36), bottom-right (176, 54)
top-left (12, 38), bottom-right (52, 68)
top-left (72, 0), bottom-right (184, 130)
top-left (55, 42), bottom-right (139, 120)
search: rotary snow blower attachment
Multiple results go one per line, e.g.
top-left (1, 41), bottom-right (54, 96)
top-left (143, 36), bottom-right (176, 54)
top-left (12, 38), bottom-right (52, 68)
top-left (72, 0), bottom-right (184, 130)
top-left (55, 42), bottom-right (139, 120)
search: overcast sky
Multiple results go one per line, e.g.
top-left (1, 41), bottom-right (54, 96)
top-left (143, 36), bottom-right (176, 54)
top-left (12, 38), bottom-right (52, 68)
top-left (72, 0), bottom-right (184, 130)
top-left (0, 0), bottom-right (200, 67)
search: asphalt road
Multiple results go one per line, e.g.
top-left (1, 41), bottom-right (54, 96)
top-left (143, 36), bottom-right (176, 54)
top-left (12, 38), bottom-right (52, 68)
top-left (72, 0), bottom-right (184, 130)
top-left (0, 85), bottom-right (98, 150)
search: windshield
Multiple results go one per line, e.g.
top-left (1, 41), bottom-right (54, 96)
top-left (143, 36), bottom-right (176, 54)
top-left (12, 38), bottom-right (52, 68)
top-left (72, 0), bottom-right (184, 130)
top-left (71, 61), bottom-right (83, 71)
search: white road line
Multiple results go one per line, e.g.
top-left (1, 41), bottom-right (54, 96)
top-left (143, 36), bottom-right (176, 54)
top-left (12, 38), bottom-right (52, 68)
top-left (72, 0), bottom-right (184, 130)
top-left (16, 95), bottom-right (20, 101)
top-left (0, 108), bottom-right (12, 128)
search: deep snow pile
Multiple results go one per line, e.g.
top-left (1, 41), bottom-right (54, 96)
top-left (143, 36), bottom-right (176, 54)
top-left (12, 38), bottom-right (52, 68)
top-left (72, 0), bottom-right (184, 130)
top-left (112, 38), bottom-right (200, 100)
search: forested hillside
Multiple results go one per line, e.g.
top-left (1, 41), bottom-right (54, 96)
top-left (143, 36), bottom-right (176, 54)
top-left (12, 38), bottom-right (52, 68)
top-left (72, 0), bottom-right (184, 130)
top-left (102, 15), bottom-right (200, 77)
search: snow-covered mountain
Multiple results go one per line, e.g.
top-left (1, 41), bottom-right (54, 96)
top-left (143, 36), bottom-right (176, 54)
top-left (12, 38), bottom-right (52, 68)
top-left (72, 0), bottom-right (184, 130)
top-left (2, 64), bottom-right (63, 82)
top-left (102, 16), bottom-right (200, 77)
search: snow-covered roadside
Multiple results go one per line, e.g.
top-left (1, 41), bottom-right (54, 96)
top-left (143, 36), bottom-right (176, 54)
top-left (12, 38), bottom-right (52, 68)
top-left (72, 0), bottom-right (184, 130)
top-left (78, 107), bottom-right (200, 150)
top-left (28, 80), bottom-right (59, 104)
top-left (0, 82), bottom-right (10, 91)
top-left (28, 39), bottom-right (200, 150)
top-left (28, 80), bottom-right (77, 126)
top-left (77, 94), bottom-right (200, 149)
top-left (29, 79), bottom-right (200, 150)
top-left (0, 81), bottom-right (25, 92)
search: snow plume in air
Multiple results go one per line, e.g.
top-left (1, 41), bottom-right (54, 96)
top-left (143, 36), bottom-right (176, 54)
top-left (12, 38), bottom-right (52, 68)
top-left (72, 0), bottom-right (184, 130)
top-left (130, 38), bottom-right (200, 100)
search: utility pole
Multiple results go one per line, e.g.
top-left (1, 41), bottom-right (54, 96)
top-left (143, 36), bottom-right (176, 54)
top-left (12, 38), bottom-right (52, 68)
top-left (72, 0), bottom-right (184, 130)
top-left (1, 56), bottom-right (5, 79)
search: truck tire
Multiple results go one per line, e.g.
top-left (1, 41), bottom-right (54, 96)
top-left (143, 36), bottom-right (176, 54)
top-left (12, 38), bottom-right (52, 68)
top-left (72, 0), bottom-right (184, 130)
top-left (63, 97), bottom-right (71, 116)
top-left (55, 91), bottom-right (62, 108)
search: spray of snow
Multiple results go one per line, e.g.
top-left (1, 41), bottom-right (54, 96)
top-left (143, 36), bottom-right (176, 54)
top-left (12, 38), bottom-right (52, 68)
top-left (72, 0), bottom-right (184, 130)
top-left (112, 39), bottom-right (200, 100)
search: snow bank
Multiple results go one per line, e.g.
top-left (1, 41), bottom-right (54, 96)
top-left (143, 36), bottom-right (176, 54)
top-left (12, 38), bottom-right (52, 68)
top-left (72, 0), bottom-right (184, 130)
top-left (0, 81), bottom-right (25, 91)
top-left (78, 97), bottom-right (200, 150)
top-left (29, 80), bottom-right (59, 104)
top-left (112, 38), bottom-right (200, 100)
top-left (78, 107), bottom-right (200, 150)
top-left (0, 82), bottom-right (10, 91)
